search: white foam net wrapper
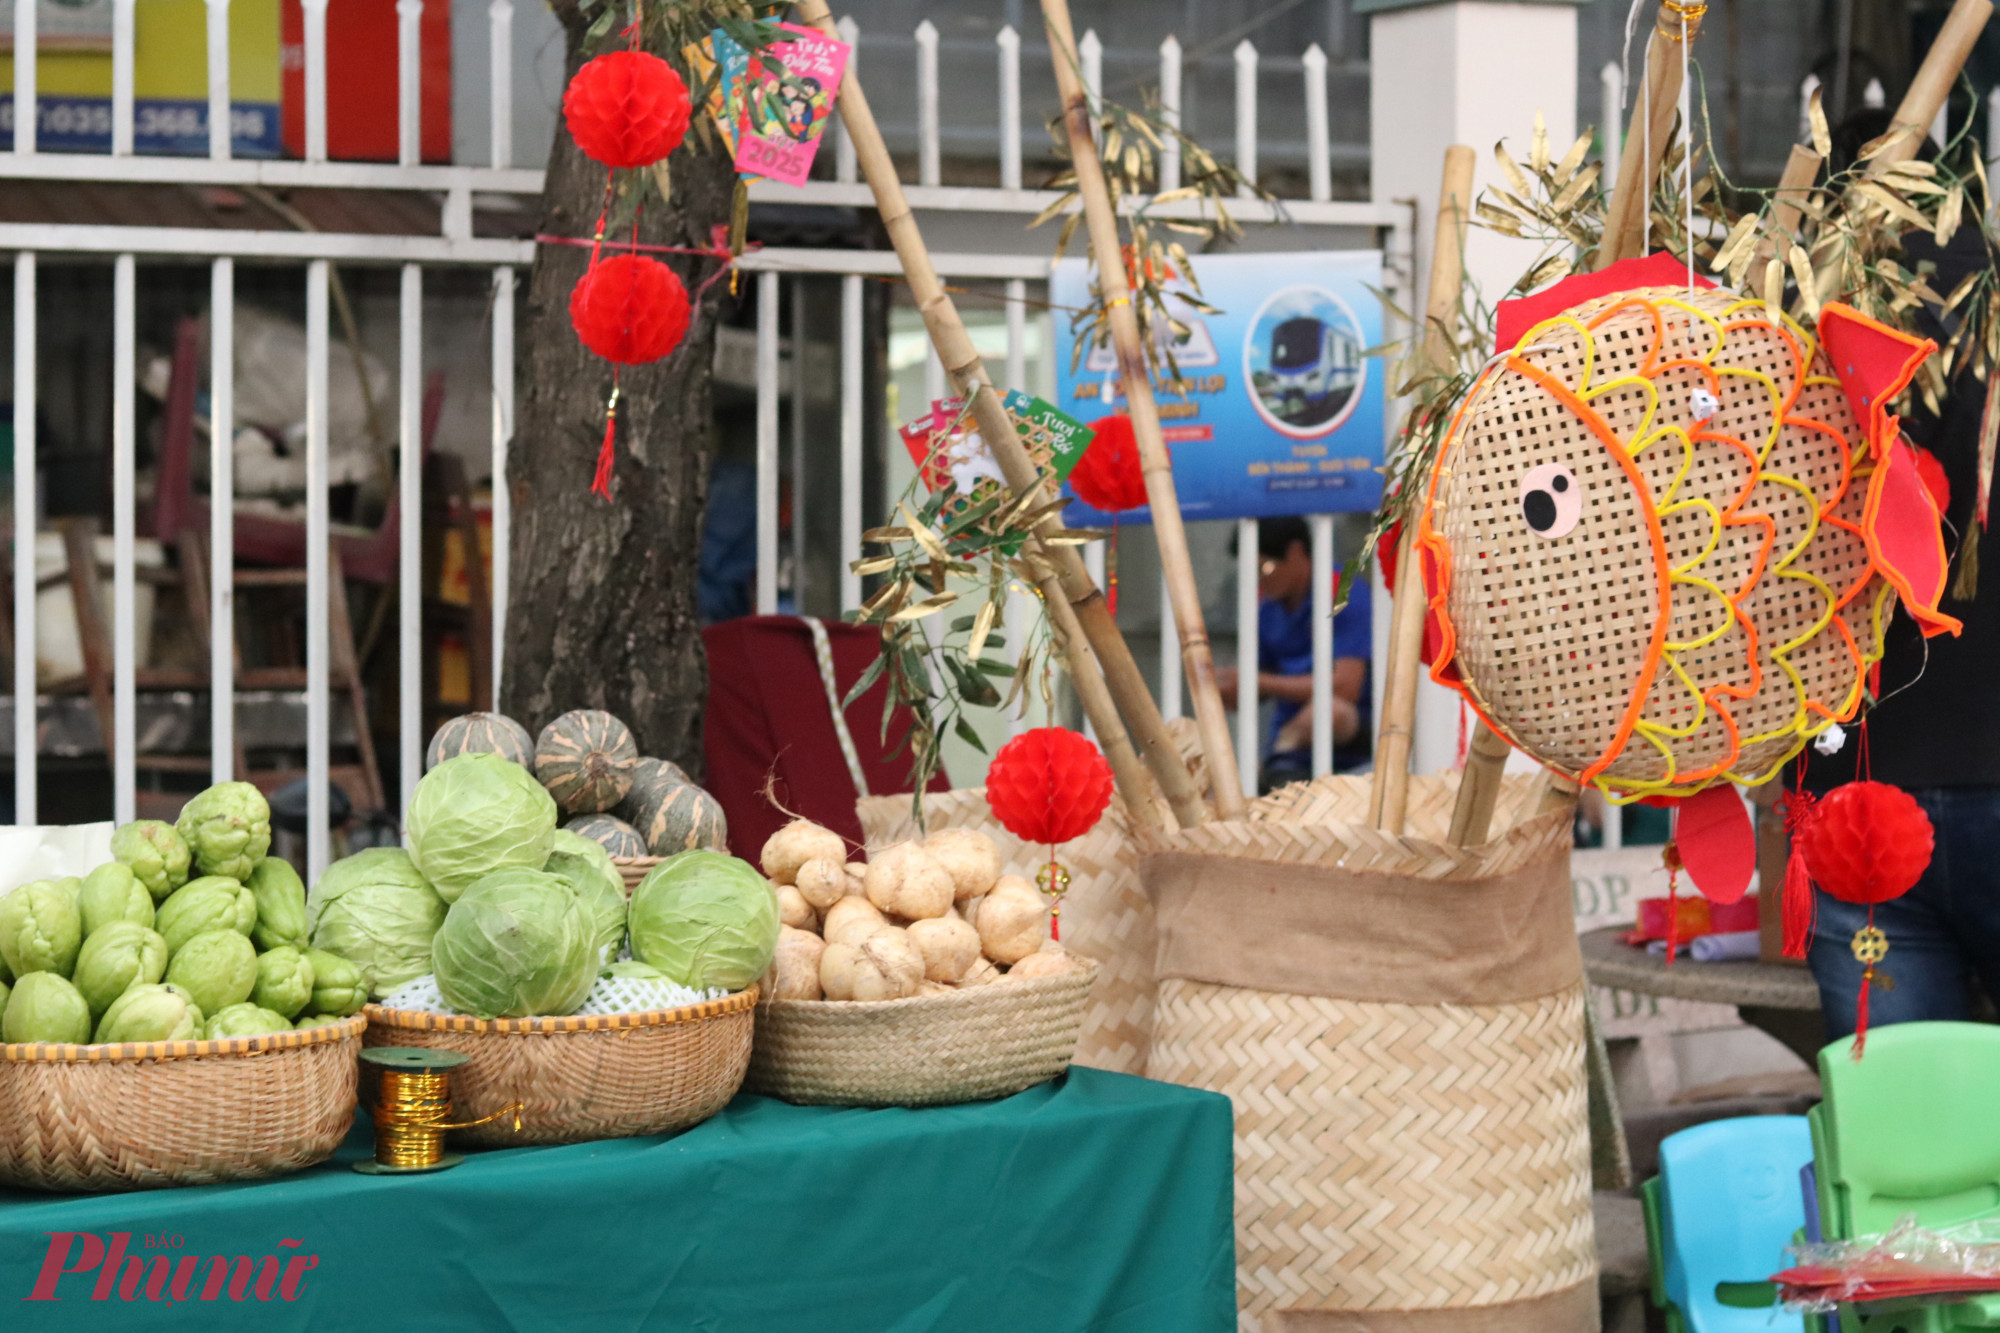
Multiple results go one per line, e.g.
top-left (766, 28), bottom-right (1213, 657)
top-left (379, 974), bottom-right (729, 1018)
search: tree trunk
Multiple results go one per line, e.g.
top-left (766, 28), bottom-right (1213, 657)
top-left (502, 20), bottom-right (736, 774)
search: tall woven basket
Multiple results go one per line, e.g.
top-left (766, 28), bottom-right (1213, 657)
top-left (1142, 774), bottom-right (1595, 1333)
top-left (363, 990), bottom-right (756, 1146)
top-left (0, 1016), bottom-right (366, 1192)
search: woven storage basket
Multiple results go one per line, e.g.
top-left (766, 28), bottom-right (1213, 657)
top-left (1142, 774), bottom-right (1596, 1333)
top-left (745, 961), bottom-right (1096, 1106)
top-left (362, 989), bottom-right (756, 1146)
top-left (0, 1016), bottom-right (366, 1193)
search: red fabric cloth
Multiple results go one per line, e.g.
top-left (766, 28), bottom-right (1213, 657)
top-left (1491, 251), bottom-right (1715, 354)
top-left (702, 616), bottom-right (949, 861)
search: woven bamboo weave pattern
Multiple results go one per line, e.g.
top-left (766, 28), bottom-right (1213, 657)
top-left (1149, 979), bottom-right (1595, 1328)
top-left (363, 991), bottom-right (755, 1145)
top-left (860, 787), bottom-right (1155, 1074)
top-left (0, 1016), bottom-right (366, 1192)
top-left (746, 963), bottom-right (1095, 1106)
top-left (1254, 773), bottom-right (1536, 843)
top-left (1421, 288), bottom-right (1890, 799)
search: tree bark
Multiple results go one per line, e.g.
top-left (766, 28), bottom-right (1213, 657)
top-left (502, 19), bottom-right (735, 773)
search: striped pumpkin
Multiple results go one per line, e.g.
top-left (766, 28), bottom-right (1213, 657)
top-left (425, 712), bottom-right (535, 771)
top-left (616, 757), bottom-right (690, 825)
top-left (562, 814), bottom-right (649, 860)
top-left (535, 710), bottom-right (639, 814)
top-left (627, 780), bottom-right (729, 856)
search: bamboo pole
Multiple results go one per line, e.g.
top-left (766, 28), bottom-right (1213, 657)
top-left (1599, 0), bottom-right (1706, 267)
top-left (792, 0), bottom-right (1201, 830)
top-left (1370, 145), bottom-right (1475, 833)
top-left (1039, 0), bottom-right (1248, 819)
top-left (1867, 0), bottom-right (1991, 179)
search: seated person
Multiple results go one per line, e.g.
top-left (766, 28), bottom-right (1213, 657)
top-left (1214, 516), bottom-right (1372, 790)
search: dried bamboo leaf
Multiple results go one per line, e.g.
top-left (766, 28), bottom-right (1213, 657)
top-left (863, 526), bottom-right (913, 543)
top-left (1852, 181), bottom-right (1930, 230)
top-left (1028, 192), bottom-right (1078, 230)
top-left (1493, 141), bottom-right (1534, 200)
top-left (1809, 86), bottom-right (1832, 158)
top-left (850, 555), bottom-right (899, 575)
top-left (1551, 161), bottom-right (1602, 212)
top-left (1787, 245), bottom-right (1819, 320)
top-left (1857, 123), bottom-right (1920, 163)
top-left (1550, 130), bottom-right (1593, 190)
top-left (1710, 213), bottom-right (1761, 274)
top-left (967, 597), bottom-right (997, 660)
top-left (889, 591), bottom-right (960, 623)
top-left (899, 502), bottom-right (949, 561)
top-left (1936, 184), bottom-right (1964, 246)
top-left (1945, 269), bottom-right (1982, 314)
top-left (1530, 110), bottom-right (1550, 175)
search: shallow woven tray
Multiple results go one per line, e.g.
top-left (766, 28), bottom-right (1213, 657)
top-left (362, 989), bottom-right (756, 1146)
top-left (0, 1015), bottom-right (367, 1193)
top-left (746, 961), bottom-right (1097, 1107)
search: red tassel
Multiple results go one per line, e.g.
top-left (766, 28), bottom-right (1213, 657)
top-left (1050, 903), bottom-right (1060, 943)
top-left (1853, 964), bottom-right (1873, 1059)
top-left (1663, 863), bottom-right (1681, 971)
top-left (1780, 787), bottom-right (1819, 959)
top-left (591, 412), bottom-right (617, 500)
top-left (1782, 844), bottom-right (1816, 959)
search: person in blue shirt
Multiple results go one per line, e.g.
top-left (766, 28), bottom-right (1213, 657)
top-left (1214, 516), bottom-right (1373, 789)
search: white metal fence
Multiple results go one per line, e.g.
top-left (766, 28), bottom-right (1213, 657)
top-left (3, 7), bottom-right (1402, 879)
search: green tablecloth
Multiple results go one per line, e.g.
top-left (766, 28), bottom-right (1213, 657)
top-left (1, 1067), bottom-right (1235, 1332)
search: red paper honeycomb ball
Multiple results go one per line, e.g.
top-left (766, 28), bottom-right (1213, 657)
top-left (1070, 414), bottom-right (1153, 513)
top-left (1798, 780), bottom-right (1933, 906)
top-left (985, 727), bottom-right (1115, 847)
top-left (569, 255), bottom-right (691, 366)
top-left (563, 51), bottom-right (692, 169)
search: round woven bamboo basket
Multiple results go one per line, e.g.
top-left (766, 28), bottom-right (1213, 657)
top-left (0, 1015), bottom-right (367, 1193)
top-left (362, 989), bottom-right (756, 1145)
top-left (746, 961), bottom-right (1097, 1106)
top-left (1142, 774), bottom-right (1596, 1333)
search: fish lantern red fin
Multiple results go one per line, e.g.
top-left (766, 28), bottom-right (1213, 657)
top-left (1492, 252), bottom-right (1715, 354)
top-left (1817, 303), bottom-right (1933, 460)
top-left (1865, 439), bottom-right (1963, 639)
top-left (1674, 784), bottom-right (1756, 905)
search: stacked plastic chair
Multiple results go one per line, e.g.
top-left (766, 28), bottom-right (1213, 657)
top-left (1644, 1116), bottom-right (1813, 1333)
top-left (1811, 1022), bottom-right (2000, 1333)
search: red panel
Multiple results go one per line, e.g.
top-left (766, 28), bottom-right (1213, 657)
top-left (281, 0), bottom-right (453, 163)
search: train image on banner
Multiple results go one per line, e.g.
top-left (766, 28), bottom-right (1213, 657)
top-left (1256, 312), bottom-right (1362, 429)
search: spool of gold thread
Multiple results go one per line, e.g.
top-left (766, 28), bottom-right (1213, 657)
top-left (356, 1047), bottom-right (523, 1175)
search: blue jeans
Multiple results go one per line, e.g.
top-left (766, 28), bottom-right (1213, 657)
top-left (1807, 787), bottom-right (2000, 1041)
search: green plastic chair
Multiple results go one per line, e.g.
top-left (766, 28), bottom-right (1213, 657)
top-left (1815, 1023), bottom-right (2000, 1332)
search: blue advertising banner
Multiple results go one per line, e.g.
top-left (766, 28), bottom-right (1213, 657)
top-left (1053, 250), bottom-right (1386, 524)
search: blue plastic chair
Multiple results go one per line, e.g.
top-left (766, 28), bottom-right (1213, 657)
top-left (1654, 1116), bottom-right (1813, 1333)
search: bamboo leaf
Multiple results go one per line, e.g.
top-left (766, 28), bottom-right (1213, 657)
top-left (899, 502), bottom-right (949, 561)
top-left (1550, 160), bottom-right (1602, 213)
top-left (1809, 86), bottom-right (1832, 158)
top-left (1028, 191), bottom-right (1078, 230)
top-left (1857, 123), bottom-right (1920, 163)
top-left (1492, 142), bottom-right (1534, 201)
top-left (967, 598), bottom-right (998, 660)
top-left (1936, 183), bottom-right (1965, 247)
top-left (1550, 130), bottom-right (1593, 190)
top-left (1945, 269), bottom-right (1982, 314)
top-left (1710, 213), bottom-right (1761, 275)
top-left (850, 555), bottom-right (899, 575)
top-left (1852, 181), bottom-right (1930, 230)
top-left (842, 650), bottom-right (891, 709)
top-left (863, 525), bottom-right (912, 543)
top-left (888, 589), bottom-right (959, 622)
top-left (952, 715), bottom-right (989, 753)
top-left (1787, 244), bottom-right (1820, 321)
top-left (1529, 110), bottom-right (1550, 175)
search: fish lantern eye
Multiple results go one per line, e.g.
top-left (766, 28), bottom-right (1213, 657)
top-left (1519, 463), bottom-right (1582, 539)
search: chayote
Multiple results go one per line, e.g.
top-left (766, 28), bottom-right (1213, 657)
top-left (49, 877), bottom-right (83, 908)
top-left (164, 929), bottom-right (258, 1019)
top-left (71, 922), bottom-right (169, 1020)
top-left (294, 1013), bottom-right (343, 1029)
top-left (246, 858), bottom-right (309, 952)
top-left (154, 876), bottom-right (257, 954)
top-left (1, 971), bottom-right (92, 1044)
top-left (0, 977), bottom-right (9, 1015)
top-left (251, 946), bottom-right (315, 1019)
top-left (78, 862), bottom-right (154, 937)
top-left (303, 948), bottom-right (367, 1017)
top-left (202, 1003), bottom-right (295, 1040)
top-left (175, 782), bottom-right (273, 882)
top-left (0, 881), bottom-right (84, 979)
top-left (111, 819), bottom-right (193, 902)
top-left (95, 983), bottom-right (204, 1043)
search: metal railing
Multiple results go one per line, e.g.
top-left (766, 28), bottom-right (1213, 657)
top-left (3, 7), bottom-right (1400, 876)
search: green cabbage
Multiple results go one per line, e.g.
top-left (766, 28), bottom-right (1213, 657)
top-left (110, 820), bottom-right (192, 901)
top-left (627, 850), bottom-right (779, 992)
top-left (431, 868), bottom-right (596, 1019)
top-left (1, 972), bottom-right (92, 1044)
top-left (246, 858), bottom-right (310, 951)
top-left (175, 782), bottom-right (273, 881)
top-left (251, 946), bottom-right (315, 1019)
top-left (72, 922), bottom-right (169, 1019)
top-left (155, 876), bottom-right (257, 953)
top-left (406, 754), bottom-right (559, 903)
top-left (306, 848), bottom-right (448, 998)
top-left (95, 983), bottom-right (203, 1043)
top-left (0, 880), bottom-right (83, 979)
top-left (164, 929), bottom-right (258, 1018)
top-left (78, 862), bottom-right (154, 936)
top-left (544, 829), bottom-right (627, 965)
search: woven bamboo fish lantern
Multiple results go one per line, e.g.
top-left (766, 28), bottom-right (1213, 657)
top-left (1416, 258), bottom-right (1961, 820)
